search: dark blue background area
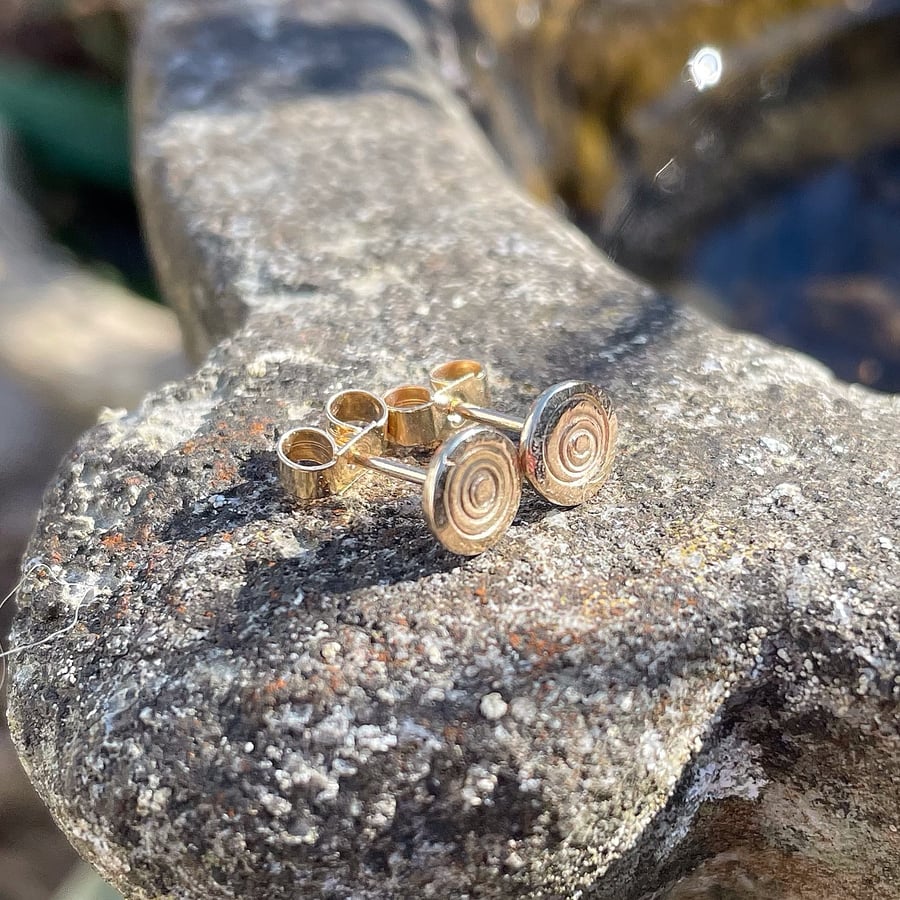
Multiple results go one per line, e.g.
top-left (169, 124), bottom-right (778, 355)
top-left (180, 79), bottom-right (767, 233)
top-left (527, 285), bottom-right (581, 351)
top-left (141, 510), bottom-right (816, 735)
top-left (687, 145), bottom-right (900, 391)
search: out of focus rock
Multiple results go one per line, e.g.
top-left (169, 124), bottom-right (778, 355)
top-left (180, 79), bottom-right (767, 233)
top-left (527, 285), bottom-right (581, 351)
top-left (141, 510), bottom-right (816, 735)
top-left (0, 730), bottom-right (78, 900)
top-left (0, 130), bottom-right (186, 415)
top-left (0, 275), bottom-right (187, 416)
top-left (50, 863), bottom-right (123, 900)
top-left (455, 2), bottom-right (900, 393)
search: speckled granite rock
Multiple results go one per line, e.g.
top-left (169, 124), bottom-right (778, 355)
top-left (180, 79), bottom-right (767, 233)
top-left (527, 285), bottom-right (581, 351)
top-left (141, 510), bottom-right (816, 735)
top-left (8, 1), bottom-right (900, 898)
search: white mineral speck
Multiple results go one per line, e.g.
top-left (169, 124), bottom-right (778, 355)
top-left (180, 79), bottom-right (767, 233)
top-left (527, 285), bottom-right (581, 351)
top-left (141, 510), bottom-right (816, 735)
top-left (320, 641), bottom-right (341, 663)
top-left (261, 792), bottom-right (293, 817)
top-left (480, 692), bottom-right (508, 720)
top-left (505, 851), bottom-right (526, 872)
top-left (508, 696), bottom-right (536, 724)
top-left (135, 786), bottom-right (171, 816)
top-left (760, 435), bottom-right (790, 454)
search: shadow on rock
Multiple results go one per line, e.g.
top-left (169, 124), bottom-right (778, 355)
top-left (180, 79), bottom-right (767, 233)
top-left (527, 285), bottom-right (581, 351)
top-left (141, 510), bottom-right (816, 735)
top-left (153, 10), bottom-right (436, 115)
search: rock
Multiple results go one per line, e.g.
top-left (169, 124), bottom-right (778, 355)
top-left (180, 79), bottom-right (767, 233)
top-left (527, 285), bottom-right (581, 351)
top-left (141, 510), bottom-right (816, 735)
top-left (0, 118), bottom-right (186, 635)
top-left (7, 2), bottom-right (900, 899)
top-left (0, 122), bottom-right (184, 900)
top-left (0, 128), bottom-right (187, 416)
top-left (479, 692), bottom-right (508, 721)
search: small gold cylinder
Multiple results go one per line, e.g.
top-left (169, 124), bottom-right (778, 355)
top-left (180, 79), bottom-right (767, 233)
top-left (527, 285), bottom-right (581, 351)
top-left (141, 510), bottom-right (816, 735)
top-left (383, 385), bottom-right (441, 448)
top-left (277, 427), bottom-right (341, 500)
top-left (326, 389), bottom-right (388, 446)
top-left (429, 359), bottom-right (489, 406)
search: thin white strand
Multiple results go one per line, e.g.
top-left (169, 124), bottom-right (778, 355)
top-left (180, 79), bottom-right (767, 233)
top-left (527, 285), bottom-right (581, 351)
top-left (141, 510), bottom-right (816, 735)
top-left (0, 561), bottom-right (54, 615)
top-left (0, 561), bottom-right (94, 692)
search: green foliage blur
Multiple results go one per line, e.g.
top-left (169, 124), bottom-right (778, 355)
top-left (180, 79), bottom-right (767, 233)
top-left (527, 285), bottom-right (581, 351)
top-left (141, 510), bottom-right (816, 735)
top-left (0, 57), bottom-right (128, 190)
top-left (0, 1), bottom-right (155, 297)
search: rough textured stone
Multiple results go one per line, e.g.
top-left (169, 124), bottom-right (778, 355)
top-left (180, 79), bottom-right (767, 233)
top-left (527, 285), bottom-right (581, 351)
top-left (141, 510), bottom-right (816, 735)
top-left (0, 121), bottom-right (185, 900)
top-left (7, 2), bottom-right (900, 898)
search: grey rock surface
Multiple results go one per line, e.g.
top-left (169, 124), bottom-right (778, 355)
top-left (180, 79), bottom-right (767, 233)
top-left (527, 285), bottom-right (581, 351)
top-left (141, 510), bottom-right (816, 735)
top-left (0, 123), bottom-right (184, 900)
top-left (7, 1), bottom-right (900, 898)
top-left (0, 122), bottom-right (183, 900)
top-left (0, 128), bottom-right (187, 417)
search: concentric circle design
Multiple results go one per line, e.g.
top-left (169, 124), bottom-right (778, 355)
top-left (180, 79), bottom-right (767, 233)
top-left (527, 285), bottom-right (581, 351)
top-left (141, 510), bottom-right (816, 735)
top-left (520, 381), bottom-right (618, 506)
top-left (422, 426), bottom-right (520, 555)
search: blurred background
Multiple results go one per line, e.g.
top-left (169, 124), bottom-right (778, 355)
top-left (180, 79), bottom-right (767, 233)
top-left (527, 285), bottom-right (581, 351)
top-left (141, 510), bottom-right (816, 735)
top-left (453, 0), bottom-right (900, 393)
top-left (0, 1), bottom-right (898, 898)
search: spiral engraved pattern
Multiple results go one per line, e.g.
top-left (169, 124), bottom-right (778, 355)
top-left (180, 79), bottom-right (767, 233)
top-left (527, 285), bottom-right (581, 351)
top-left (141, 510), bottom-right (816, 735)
top-left (521, 382), bottom-right (618, 506)
top-left (423, 426), bottom-right (520, 555)
top-left (545, 403), bottom-right (612, 485)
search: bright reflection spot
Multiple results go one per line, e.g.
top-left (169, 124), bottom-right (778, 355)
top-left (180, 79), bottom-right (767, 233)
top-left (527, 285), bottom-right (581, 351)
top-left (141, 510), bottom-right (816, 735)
top-left (654, 158), bottom-right (684, 194)
top-left (688, 47), bottom-right (723, 91)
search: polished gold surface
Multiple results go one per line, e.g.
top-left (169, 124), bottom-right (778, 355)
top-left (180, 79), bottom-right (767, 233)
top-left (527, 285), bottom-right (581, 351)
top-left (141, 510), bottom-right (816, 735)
top-left (437, 399), bottom-right (522, 433)
top-left (361, 454), bottom-right (428, 486)
top-left (280, 390), bottom-right (388, 500)
top-left (431, 361), bottom-right (617, 506)
top-left (382, 384), bottom-right (441, 448)
top-left (422, 425), bottom-right (520, 555)
top-left (278, 387), bottom-right (519, 554)
top-left (431, 359), bottom-right (511, 428)
top-left (326, 388), bottom-right (388, 447)
top-left (429, 359), bottom-right (489, 406)
top-left (519, 381), bottom-right (618, 506)
top-left (277, 427), bottom-right (346, 499)
top-left (384, 362), bottom-right (489, 449)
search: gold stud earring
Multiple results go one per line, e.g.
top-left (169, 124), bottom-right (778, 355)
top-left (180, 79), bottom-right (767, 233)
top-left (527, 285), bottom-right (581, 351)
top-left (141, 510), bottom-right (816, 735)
top-left (428, 360), bottom-right (618, 506)
top-left (380, 384), bottom-right (442, 449)
top-left (278, 389), bottom-right (521, 556)
top-left (381, 360), bottom-right (490, 450)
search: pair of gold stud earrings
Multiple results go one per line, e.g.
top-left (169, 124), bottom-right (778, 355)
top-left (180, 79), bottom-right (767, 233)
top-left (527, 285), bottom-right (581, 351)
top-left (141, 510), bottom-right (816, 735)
top-left (276, 360), bottom-right (618, 555)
